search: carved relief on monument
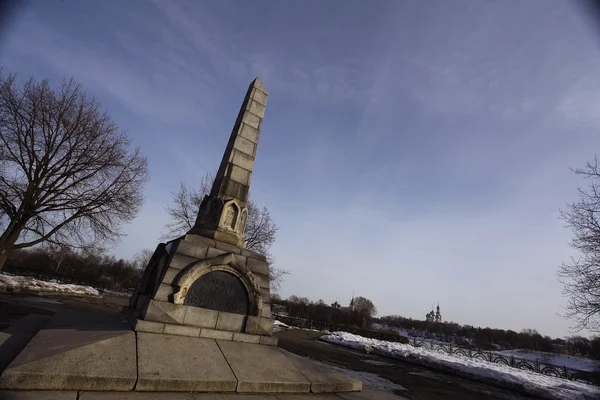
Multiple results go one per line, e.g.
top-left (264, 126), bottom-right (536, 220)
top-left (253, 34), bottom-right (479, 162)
top-left (223, 204), bottom-right (238, 230)
top-left (238, 209), bottom-right (248, 234)
top-left (219, 200), bottom-right (242, 232)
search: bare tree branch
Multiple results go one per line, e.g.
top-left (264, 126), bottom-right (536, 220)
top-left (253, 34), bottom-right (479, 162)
top-left (559, 155), bottom-right (600, 332)
top-left (0, 72), bottom-right (149, 270)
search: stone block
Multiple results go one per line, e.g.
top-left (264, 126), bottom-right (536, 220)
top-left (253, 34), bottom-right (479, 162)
top-left (206, 247), bottom-right (227, 259)
top-left (232, 332), bottom-right (261, 344)
top-left (80, 392), bottom-right (195, 400)
top-left (183, 307), bottom-right (218, 329)
top-left (168, 253), bottom-right (197, 270)
top-left (175, 240), bottom-right (209, 260)
top-left (160, 267), bottom-right (179, 285)
top-left (259, 336), bottom-right (279, 346)
top-left (251, 88), bottom-right (268, 106)
top-left (252, 78), bottom-right (268, 95)
top-left (239, 123), bottom-right (260, 144)
top-left (0, 391), bottom-right (77, 399)
top-left (241, 111), bottom-right (261, 130)
top-left (247, 100), bottom-right (266, 119)
top-left (136, 333), bottom-right (236, 392)
top-left (255, 273), bottom-right (270, 290)
top-left (247, 257), bottom-right (269, 275)
top-left (281, 350), bottom-right (362, 393)
top-left (0, 311), bottom-right (136, 391)
top-left (152, 283), bottom-right (172, 302)
top-left (261, 288), bottom-right (270, 304)
top-left (245, 317), bottom-right (273, 336)
top-left (261, 304), bottom-right (272, 319)
top-left (215, 312), bottom-right (245, 332)
top-left (184, 234), bottom-right (216, 249)
top-left (233, 253), bottom-right (247, 268)
top-left (232, 149), bottom-right (255, 172)
top-left (214, 240), bottom-right (242, 255)
top-left (133, 295), bottom-right (149, 313)
top-left (134, 319), bottom-right (165, 334)
top-left (229, 165), bottom-right (251, 186)
top-left (216, 340), bottom-right (309, 393)
top-left (222, 178), bottom-right (249, 203)
top-left (200, 329), bottom-right (233, 341)
top-left (163, 324), bottom-right (201, 337)
top-left (241, 248), bottom-right (267, 262)
top-left (143, 300), bottom-right (186, 325)
top-left (233, 136), bottom-right (255, 157)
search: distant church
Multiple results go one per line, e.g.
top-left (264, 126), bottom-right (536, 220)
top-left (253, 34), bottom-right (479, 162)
top-left (426, 303), bottom-right (443, 323)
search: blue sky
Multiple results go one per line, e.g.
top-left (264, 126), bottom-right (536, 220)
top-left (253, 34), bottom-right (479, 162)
top-left (2, 0), bottom-right (600, 338)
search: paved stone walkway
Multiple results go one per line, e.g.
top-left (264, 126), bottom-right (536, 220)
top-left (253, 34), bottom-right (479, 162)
top-left (1, 387), bottom-right (406, 400)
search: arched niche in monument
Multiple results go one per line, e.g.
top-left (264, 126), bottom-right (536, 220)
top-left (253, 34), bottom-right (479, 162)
top-left (171, 253), bottom-right (263, 316)
top-left (219, 199), bottom-right (242, 232)
top-left (183, 270), bottom-right (249, 314)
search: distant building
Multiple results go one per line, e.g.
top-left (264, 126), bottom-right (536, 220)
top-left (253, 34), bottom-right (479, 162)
top-left (425, 303), bottom-right (443, 323)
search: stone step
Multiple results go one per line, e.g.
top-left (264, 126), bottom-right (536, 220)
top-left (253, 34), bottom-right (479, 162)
top-left (134, 318), bottom-right (278, 346)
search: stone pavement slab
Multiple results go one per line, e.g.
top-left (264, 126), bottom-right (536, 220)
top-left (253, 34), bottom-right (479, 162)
top-left (136, 332), bottom-right (237, 392)
top-left (0, 311), bottom-right (136, 391)
top-left (0, 390), bottom-right (77, 399)
top-left (2, 391), bottom-right (404, 400)
top-left (79, 392), bottom-right (195, 399)
top-left (280, 350), bottom-right (362, 393)
top-left (217, 340), bottom-right (310, 393)
top-left (0, 314), bottom-right (49, 373)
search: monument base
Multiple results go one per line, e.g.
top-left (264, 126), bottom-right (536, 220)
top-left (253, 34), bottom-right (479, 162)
top-left (0, 310), bottom-right (362, 394)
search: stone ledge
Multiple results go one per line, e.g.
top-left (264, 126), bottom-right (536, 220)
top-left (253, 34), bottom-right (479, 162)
top-left (134, 319), bottom-right (277, 345)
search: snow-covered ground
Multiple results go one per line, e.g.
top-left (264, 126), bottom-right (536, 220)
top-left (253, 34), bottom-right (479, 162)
top-left (497, 349), bottom-right (600, 373)
top-left (0, 273), bottom-right (100, 296)
top-left (321, 331), bottom-right (600, 400)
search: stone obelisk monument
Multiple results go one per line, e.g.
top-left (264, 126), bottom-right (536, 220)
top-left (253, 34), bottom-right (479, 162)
top-left (189, 77), bottom-right (267, 247)
top-left (128, 78), bottom-right (276, 345)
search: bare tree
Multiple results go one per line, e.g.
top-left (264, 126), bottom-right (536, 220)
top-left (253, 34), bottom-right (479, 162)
top-left (161, 172), bottom-right (288, 291)
top-left (558, 156), bottom-right (600, 332)
top-left (0, 73), bottom-right (148, 270)
top-left (132, 248), bottom-right (154, 270)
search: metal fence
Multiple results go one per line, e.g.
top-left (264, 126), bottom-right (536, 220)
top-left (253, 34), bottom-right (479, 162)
top-left (407, 338), bottom-right (598, 386)
top-left (273, 314), bottom-right (599, 386)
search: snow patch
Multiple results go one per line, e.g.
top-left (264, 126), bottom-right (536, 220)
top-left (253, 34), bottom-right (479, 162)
top-left (321, 331), bottom-right (600, 400)
top-left (0, 274), bottom-right (100, 296)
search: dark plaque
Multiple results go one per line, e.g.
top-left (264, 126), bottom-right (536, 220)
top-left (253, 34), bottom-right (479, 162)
top-left (184, 271), bottom-right (249, 315)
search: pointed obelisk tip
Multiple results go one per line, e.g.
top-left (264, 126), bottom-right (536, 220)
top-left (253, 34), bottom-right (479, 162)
top-left (250, 77), bottom-right (268, 95)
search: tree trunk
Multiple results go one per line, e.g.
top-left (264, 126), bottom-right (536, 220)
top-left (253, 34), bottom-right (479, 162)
top-left (0, 225), bottom-right (24, 271)
top-left (0, 250), bottom-right (7, 272)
